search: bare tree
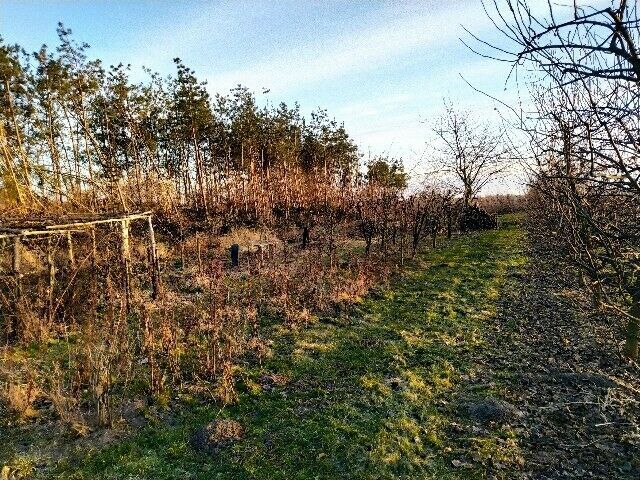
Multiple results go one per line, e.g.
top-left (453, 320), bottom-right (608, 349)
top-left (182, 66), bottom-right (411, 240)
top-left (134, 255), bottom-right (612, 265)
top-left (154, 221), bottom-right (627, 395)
top-left (474, 0), bottom-right (640, 358)
top-left (433, 104), bottom-right (508, 207)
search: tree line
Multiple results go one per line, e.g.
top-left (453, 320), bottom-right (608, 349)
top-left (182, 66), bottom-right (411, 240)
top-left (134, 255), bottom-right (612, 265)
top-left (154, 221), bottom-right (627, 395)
top-left (0, 24), bottom-right (359, 215)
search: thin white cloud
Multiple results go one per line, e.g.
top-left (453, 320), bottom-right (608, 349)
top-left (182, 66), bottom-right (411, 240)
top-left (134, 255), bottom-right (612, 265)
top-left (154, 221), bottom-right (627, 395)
top-left (124, 1), bottom-right (273, 73)
top-left (339, 57), bottom-right (523, 147)
top-left (204, 2), bottom-right (493, 94)
top-left (336, 93), bottom-right (415, 120)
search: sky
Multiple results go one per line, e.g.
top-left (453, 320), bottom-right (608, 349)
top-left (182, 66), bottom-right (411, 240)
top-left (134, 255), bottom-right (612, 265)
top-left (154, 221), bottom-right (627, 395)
top-left (1, 0), bottom-right (540, 193)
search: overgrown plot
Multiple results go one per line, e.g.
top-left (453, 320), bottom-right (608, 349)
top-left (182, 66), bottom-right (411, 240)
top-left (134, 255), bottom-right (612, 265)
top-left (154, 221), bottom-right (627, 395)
top-left (42, 225), bottom-right (524, 479)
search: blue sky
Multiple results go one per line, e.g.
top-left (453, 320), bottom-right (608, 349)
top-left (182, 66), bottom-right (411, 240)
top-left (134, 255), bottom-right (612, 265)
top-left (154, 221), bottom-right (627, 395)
top-left (1, 0), bottom-right (538, 191)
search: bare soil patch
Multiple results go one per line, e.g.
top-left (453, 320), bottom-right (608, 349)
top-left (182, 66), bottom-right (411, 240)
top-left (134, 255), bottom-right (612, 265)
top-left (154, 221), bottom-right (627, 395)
top-left (453, 247), bottom-right (640, 478)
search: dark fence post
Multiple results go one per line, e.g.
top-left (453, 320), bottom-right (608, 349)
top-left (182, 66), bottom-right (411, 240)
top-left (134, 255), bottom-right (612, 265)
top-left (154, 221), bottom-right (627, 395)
top-left (230, 243), bottom-right (240, 267)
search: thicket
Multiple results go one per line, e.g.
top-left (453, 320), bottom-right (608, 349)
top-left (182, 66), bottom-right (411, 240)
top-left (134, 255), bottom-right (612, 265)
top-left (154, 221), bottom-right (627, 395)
top-left (476, 194), bottom-right (526, 216)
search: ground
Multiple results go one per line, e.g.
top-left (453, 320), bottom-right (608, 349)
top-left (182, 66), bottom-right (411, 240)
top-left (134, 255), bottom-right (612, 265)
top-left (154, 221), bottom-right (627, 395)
top-left (467, 240), bottom-right (640, 478)
top-left (2, 217), bottom-right (638, 479)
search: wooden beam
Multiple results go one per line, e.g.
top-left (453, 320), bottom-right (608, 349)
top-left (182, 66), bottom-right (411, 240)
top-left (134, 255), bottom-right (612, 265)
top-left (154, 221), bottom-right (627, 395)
top-left (45, 211), bottom-right (152, 230)
top-left (0, 229), bottom-right (86, 239)
top-left (0, 212), bottom-right (152, 238)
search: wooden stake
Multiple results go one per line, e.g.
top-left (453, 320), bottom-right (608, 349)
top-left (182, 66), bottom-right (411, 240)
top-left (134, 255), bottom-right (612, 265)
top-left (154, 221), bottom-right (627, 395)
top-left (12, 236), bottom-right (21, 275)
top-left (46, 236), bottom-right (56, 325)
top-left (121, 219), bottom-right (131, 310)
top-left (66, 231), bottom-right (75, 268)
top-left (91, 227), bottom-right (98, 320)
top-left (196, 233), bottom-right (202, 275)
top-left (147, 216), bottom-right (160, 299)
top-left (11, 236), bottom-right (22, 340)
top-left (180, 226), bottom-right (185, 269)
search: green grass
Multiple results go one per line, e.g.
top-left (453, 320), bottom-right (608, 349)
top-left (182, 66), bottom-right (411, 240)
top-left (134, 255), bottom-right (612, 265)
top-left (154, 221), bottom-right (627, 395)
top-left (12, 224), bottom-right (526, 479)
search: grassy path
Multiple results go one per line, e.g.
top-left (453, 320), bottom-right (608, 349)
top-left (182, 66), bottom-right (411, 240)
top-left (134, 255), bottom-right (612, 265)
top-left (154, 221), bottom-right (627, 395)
top-left (55, 223), bottom-right (525, 479)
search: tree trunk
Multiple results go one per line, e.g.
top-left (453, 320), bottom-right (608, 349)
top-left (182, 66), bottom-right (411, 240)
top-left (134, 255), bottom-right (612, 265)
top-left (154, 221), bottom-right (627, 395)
top-left (463, 184), bottom-right (472, 208)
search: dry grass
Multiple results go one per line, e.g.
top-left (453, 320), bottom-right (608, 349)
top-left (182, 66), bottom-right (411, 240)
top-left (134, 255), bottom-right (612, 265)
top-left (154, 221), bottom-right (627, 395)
top-left (3, 382), bottom-right (40, 420)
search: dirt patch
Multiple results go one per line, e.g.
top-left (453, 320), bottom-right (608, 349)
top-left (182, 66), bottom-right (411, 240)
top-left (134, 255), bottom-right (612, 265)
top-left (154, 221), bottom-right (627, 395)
top-left (190, 419), bottom-right (244, 455)
top-left (384, 376), bottom-right (404, 392)
top-left (259, 373), bottom-right (289, 391)
top-left (462, 397), bottom-right (522, 425)
top-left (451, 247), bottom-right (640, 479)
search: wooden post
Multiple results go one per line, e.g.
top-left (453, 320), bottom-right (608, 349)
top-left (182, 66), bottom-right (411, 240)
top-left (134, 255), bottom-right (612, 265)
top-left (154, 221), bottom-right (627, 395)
top-left (196, 233), bottom-right (202, 275)
top-left (66, 231), bottom-right (75, 268)
top-left (91, 227), bottom-right (98, 320)
top-left (11, 236), bottom-right (22, 340)
top-left (46, 236), bottom-right (56, 325)
top-left (12, 236), bottom-right (21, 276)
top-left (147, 215), bottom-right (161, 299)
top-left (256, 244), bottom-right (264, 269)
top-left (121, 219), bottom-right (131, 310)
top-left (230, 244), bottom-right (239, 267)
top-left (180, 226), bottom-right (185, 269)
top-left (91, 228), bottom-right (98, 265)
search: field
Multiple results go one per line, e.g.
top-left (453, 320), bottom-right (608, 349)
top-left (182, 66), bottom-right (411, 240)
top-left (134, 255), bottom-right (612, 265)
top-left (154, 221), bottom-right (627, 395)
top-left (3, 216), bottom-right (636, 479)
